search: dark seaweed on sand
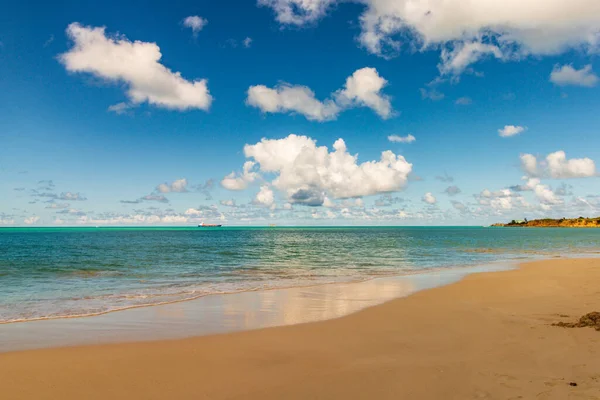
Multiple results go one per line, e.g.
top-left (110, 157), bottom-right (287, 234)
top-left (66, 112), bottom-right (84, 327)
top-left (553, 312), bottom-right (600, 331)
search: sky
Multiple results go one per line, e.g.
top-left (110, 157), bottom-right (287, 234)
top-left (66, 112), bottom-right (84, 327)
top-left (1, 0), bottom-right (600, 226)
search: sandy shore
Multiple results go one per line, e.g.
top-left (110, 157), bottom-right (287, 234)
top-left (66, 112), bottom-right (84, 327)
top-left (2, 258), bottom-right (600, 399)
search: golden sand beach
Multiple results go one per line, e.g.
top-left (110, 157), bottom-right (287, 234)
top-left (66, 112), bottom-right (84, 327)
top-left (1, 258), bottom-right (600, 399)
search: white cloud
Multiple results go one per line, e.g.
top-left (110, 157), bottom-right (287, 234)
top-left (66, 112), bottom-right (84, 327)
top-left (76, 212), bottom-right (204, 225)
top-left (24, 216), bottom-right (40, 225)
top-left (157, 178), bottom-right (188, 193)
top-left (262, 0), bottom-right (600, 73)
top-left (255, 185), bottom-right (275, 207)
top-left (246, 67), bottom-right (392, 121)
top-left (221, 161), bottom-right (260, 190)
top-left (243, 37), bottom-right (253, 48)
top-left (511, 178), bottom-right (562, 205)
top-left (520, 154), bottom-right (538, 176)
top-left (226, 134), bottom-right (412, 206)
top-left (258, 0), bottom-right (336, 25)
top-left (60, 23), bottom-right (212, 111)
top-left (334, 67), bottom-right (393, 118)
top-left (477, 188), bottom-right (528, 211)
top-left (220, 199), bottom-right (237, 207)
top-left (422, 192), bottom-right (437, 204)
top-left (183, 16), bottom-right (208, 35)
top-left (107, 102), bottom-right (133, 115)
top-left (184, 208), bottom-right (202, 216)
top-left (520, 151), bottom-right (597, 179)
top-left (439, 41), bottom-right (503, 75)
top-left (550, 64), bottom-right (599, 87)
top-left (455, 97), bottom-right (472, 105)
top-left (532, 182), bottom-right (562, 205)
top-left (247, 84), bottom-right (340, 121)
top-left (323, 197), bottom-right (364, 209)
top-left (388, 134), bottom-right (415, 143)
top-left (498, 125), bottom-right (526, 137)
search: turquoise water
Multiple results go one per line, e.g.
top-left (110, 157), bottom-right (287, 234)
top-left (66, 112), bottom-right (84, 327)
top-left (1, 226), bottom-right (599, 323)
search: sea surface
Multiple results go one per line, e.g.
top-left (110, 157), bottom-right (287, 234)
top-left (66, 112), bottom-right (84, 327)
top-left (1, 226), bottom-right (599, 324)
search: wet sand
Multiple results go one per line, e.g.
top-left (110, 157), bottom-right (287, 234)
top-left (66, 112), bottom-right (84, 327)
top-left (2, 258), bottom-right (600, 399)
top-left (0, 264), bottom-right (506, 352)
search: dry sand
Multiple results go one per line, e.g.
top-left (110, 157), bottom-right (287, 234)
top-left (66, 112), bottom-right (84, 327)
top-left (1, 258), bottom-right (600, 399)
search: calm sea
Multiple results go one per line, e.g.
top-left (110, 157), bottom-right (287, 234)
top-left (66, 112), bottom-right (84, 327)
top-left (1, 226), bottom-right (599, 323)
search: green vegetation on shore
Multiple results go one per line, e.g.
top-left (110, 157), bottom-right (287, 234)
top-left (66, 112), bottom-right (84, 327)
top-left (492, 217), bottom-right (600, 228)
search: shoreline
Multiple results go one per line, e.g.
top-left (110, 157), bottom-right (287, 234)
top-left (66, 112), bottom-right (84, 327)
top-left (5, 250), bottom-right (598, 328)
top-left (0, 261), bottom-right (517, 353)
top-left (2, 258), bottom-right (599, 399)
top-left (0, 258), bottom-right (520, 327)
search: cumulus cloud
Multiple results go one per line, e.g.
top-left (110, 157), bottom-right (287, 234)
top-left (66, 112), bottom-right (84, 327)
top-left (261, 0), bottom-right (600, 74)
top-left (24, 216), bottom-right (40, 225)
top-left (184, 205), bottom-right (224, 221)
top-left (498, 125), bottom-right (526, 138)
top-left (156, 178), bottom-right (188, 193)
top-left (247, 84), bottom-right (339, 121)
top-left (477, 188), bottom-right (528, 211)
top-left (422, 192), bottom-right (437, 204)
top-left (510, 178), bottom-right (562, 205)
top-left (75, 212), bottom-right (196, 226)
top-left (444, 186), bottom-right (461, 196)
top-left (439, 41), bottom-right (504, 75)
top-left (451, 200), bottom-right (467, 212)
top-left (60, 23), bottom-right (212, 111)
top-left (388, 134), bottom-right (415, 143)
top-left (334, 68), bottom-right (393, 118)
top-left (550, 64), bottom-right (598, 87)
top-left (221, 161), bottom-right (260, 190)
top-left (225, 134), bottom-right (412, 206)
top-left (246, 67), bottom-right (392, 121)
top-left (220, 199), bottom-right (237, 207)
top-left (182, 16), bottom-right (208, 36)
top-left (243, 37), bottom-right (253, 48)
top-left (520, 151), bottom-right (597, 179)
top-left (255, 185), bottom-right (275, 207)
top-left (258, 0), bottom-right (336, 25)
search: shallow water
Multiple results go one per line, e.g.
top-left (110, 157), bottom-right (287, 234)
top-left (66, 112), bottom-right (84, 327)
top-left (0, 264), bottom-right (512, 352)
top-left (1, 226), bottom-right (599, 323)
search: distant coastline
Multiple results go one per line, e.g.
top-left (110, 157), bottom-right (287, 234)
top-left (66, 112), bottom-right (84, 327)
top-left (492, 216), bottom-right (600, 228)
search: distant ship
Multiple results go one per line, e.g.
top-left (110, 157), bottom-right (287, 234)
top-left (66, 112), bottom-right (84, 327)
top-left (198, 222), bottom-right (222, 228)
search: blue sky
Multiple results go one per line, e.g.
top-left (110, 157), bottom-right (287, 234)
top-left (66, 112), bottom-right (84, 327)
top-left (1, 0), bottom-right (600, 226)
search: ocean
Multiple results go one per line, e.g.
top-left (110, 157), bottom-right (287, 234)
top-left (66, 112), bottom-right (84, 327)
top-left (1, 226), bottom-right (599, 324)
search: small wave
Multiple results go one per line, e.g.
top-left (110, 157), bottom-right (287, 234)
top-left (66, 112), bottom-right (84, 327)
top-left (0, 275), bottom-right (380, 324)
